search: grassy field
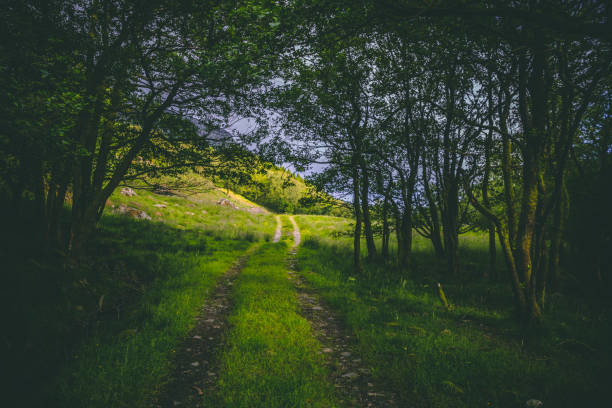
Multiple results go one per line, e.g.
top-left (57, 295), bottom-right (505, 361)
top-left (294, 215), bottom-right (612, 408)
top-left (3, 176), bottom-right (276, 407)
top-left (205, 241), bottom-right (337, 407)
top-left (4, 181), bottom-right (611, 407)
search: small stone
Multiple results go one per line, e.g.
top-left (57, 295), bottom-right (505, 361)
top-left (322, 348), bottom-right (333, 353)
top-left (153, 204), bottom-right (167, 208)
top-left (120, 187), bottom-right (137, 197)
top-left (340, 351), bottom-right (351, 357)
top-left (312, 306), bottom-right (323, 311)
top-left (525, 400), bottom-right (543, 408)
top-left (342, 372), bottom-right (359, 380)
top-left (193, 335), bottom-right (202, 340)
top-left (190, 361), bottom-right (199, 367)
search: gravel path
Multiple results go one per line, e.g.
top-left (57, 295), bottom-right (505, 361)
top-left (288, 215), bottom-right (301, 247)
top-left (287, 217), bottom-right (397, 407)
top-left (273, 215), bottom-right (282, 243)
top-left (155, 246), bottom-right (258, 408)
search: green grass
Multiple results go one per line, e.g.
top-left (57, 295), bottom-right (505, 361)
top-left (206, 242), bottom-right (337, 407)
top-left (293, 215), bottom-right (612, 408)
top-left (2, 175), bottom-right (277, 407)
top-left (54, 220), bottom-right (254, 407)
top-left (109, 176), bottom-right (276, 241)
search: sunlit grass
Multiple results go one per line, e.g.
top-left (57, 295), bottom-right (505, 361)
top-left (207, 242), bottom-right (337, 407)
top-left (26, 175), bottom-right (278, 407)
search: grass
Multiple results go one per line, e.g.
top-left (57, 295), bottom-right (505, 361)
top-left (293, 215), bottom-right (612, 408)
top-left (2, 175), bottom-right (276, 407)
top-left (54, 220), bottom-right (253, 407)
top-left (205, 242), bottom-right (337, 407)
top-left (4, 178), bottom-right (610, 407)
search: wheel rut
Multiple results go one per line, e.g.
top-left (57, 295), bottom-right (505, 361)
top-left (273, 215), bottom-right (282, 243)
top-left (287, 217), bottom-right (397, 407)
top-left (154, 245), bottom-right (258, 408)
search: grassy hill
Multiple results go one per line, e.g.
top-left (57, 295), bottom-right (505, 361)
top-left (3, 171), bottom-right (610, 407)
top-left (2, 173), bottom-right (277, 406)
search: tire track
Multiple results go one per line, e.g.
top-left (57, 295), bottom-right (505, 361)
top-left (287, 218), bottom-right (397, 407)
top-left (155, 245), bottom-right (259, 408)
top-left (273, 215), bottom-right (282, 243)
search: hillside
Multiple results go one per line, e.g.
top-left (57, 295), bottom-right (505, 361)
top-left (2, 176), bottom-right (277, 406)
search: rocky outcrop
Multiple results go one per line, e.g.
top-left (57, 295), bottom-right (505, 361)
top-left (114, 203), bottom-right (151, 220)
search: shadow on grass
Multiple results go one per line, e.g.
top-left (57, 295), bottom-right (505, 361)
top-left (297, 235), bottom-right (612, 408)
top-left (1, 212), bottom-right (253, 407)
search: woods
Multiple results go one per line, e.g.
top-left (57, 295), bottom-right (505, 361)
top-left (2, 0), bottom-right (611, 321)
top-left (269, 1), bottom-right (611, 323)
top-left (1, 1), bottom-right (612, 406)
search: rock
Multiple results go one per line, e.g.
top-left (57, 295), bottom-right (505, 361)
top-left (525, 399), bottom-right (543, 408)
top-left (155, 212), bottom-right (162, 217)
top-left (340, 352), bottom-right (351, 357)
top-left (322, 347), bottom-right (333, 353)
top-left (217, 198), bottom-right (238, 209)
top-left (120, 187), bottom-right (137, 197)
top-left (201, 209), bottom-right (207, 214)
top-left (114, 203), bottom-right (151, 220)
top-left (185, 211), bottom-right (195, 216)
top-left (190, 361), bottom-right (200, 367)
top-left (153, 203), bottom-right (167, 208)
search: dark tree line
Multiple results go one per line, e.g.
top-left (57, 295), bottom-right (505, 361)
top-left (271, 0), bottom-right (612, 323)
top-left (1, 0), bottom-right (611, 325)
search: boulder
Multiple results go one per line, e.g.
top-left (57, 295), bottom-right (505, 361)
top-left (217, 198), bottom-right (238, 209)
top-left (120, 187), bottom-right (137, 197)
top-left (115, 203), bottom-right (151, 220)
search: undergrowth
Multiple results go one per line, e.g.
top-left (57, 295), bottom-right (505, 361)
top-left (294, 215), bottom-right (612, 408)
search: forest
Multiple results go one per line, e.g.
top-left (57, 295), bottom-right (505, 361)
top-left (1, 1), bottom-right (611, 407)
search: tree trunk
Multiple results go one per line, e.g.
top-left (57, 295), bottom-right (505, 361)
top-left (483, 76), bottom-right (496, 278)
top-left (442, 181), bottom-right (459, 275)
top-left (422, 162), bottom-right (444, 257)
top-left (399, 206), bottom-right (413, 268)
top-left (352, 162), bottom-right (363, 275)
top-left (381, 194), bottom-right (390, 261)
top-left (360, 161), bottom-right (377, 259)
